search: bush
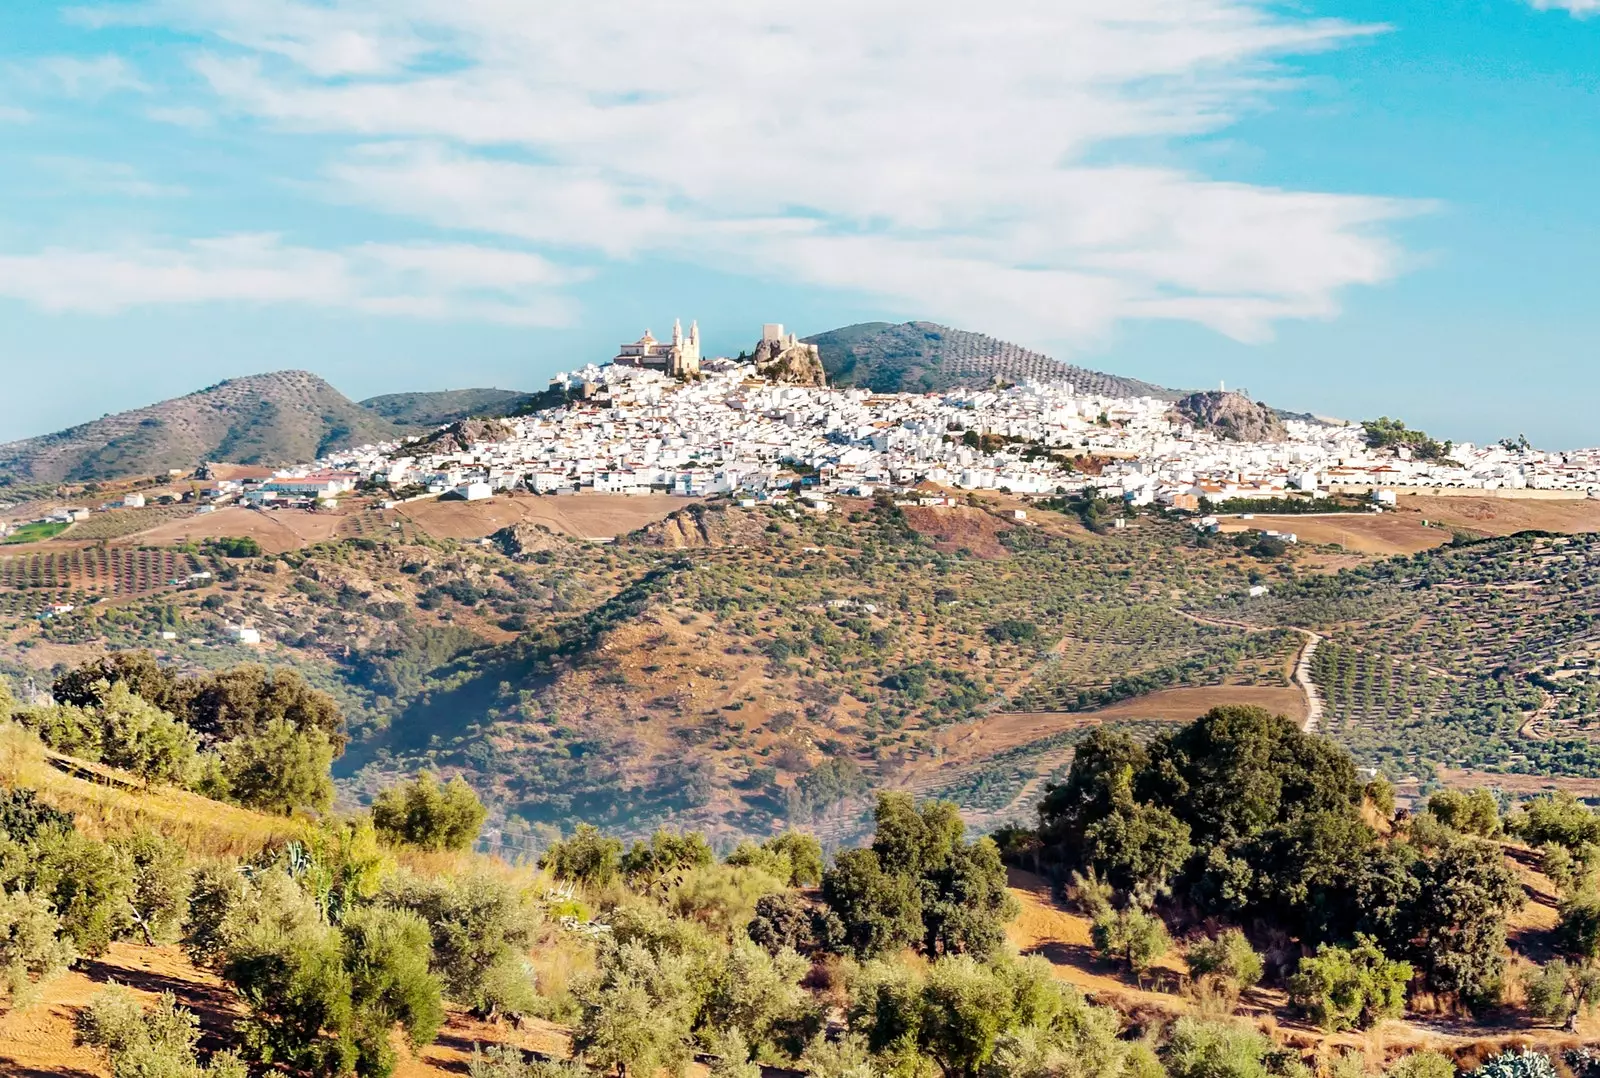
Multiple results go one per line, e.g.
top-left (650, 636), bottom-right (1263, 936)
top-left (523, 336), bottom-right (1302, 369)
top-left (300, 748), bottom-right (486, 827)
top-left (341, 905), bottom-right (446, 1078)
top-left (1185, 929), bottom-right (1264, 997)
top-left (76, 986), bottom-right (247, 1077)
top-left (116, 829), bottom-right (192, 946)
top-left (380, 870), bottom-right (537, 1018)
top-left (469, 1044), bottom-right (589, 1077)
top-left (1288, 936), bottom-right (1410, 1031)
top-left (1428, 789), bottom-right (1501, 837)
top-left (1523, 958), bottom-right (1600, 1029)
top-left (1386, 1053), bottom-right (1455, 1078)
top-left (1472, 1050), bottom-right (1559, 1078)
top-left (1163, 1017), bottom-right (1277, 1078)
top-left (0, 887), bottom-right (75, 1011)
top-left (371, 771), bottom-right (487, 852)
top-left (25, 827), bottom-right (133, 957)
top-left (1091, 907), bottom-right (1170, 975)
top-left (540, 824), bottom-right (622, 890)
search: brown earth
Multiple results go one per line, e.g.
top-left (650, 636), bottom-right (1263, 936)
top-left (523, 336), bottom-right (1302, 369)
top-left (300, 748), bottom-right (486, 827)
top-left (1398, 495), bottom-right (1600, 538)
top-left (1219, 514), bottom-right (1448, 557)
top-left (899, 505), bottom-right (1015, 559)
top-left (398, 492), bottom-right (694, 543)
top-left (0, 941), bottom-right (577, 1078)
top-left (129, 506), bottom-right (347, 553)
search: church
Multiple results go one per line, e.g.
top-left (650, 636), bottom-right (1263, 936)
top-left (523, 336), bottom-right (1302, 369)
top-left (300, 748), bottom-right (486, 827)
top-left (613, 319), bottom-right (701, 377)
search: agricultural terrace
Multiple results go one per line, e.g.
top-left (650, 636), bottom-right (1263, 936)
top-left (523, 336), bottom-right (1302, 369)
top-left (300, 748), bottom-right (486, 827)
top-left (1205, 533), bottom-right (1600, 781)
top-left (0, 547), bottom-right (203, 617)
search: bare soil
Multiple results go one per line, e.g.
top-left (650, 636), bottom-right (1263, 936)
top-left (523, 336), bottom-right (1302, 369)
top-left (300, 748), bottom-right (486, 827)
top-left (1398, 496), bottom-right (1600, 538)
top-left (1219, 515), bottom-right (1448, 556)
top-left (397, 492), bottom-right (694, 542)
top-left (130, 506), bottom-right (347, 553)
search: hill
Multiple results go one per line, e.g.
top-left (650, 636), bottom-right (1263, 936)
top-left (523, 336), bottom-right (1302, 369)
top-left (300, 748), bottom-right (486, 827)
top-left (805, 320), bottom-right (1178, 398)
top-left (359, 387), bottom-right (533, 429)
top-left (0, 371), bottom-right (399, 483)
top-left (1174, 390), bottom-right (1288, 442)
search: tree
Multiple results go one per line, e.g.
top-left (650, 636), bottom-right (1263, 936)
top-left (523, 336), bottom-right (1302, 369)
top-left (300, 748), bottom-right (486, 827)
top-left (747, 891), bottom-right (821, 955)
top-left (75, 987), bottom-right (248, 1078)
top-left (917, 955), bottom-right (1014, 1078)
top-left (221, 877), bottom-right (356, 1075)
top-left (821, 848), bottom-right (923, 959)
top-left (341, 905), bottom-right (446, 1078)
top-left (622, 829), bottom-right (714, 895)
top-left (0, 887), bottom-right (75, 1011)
top-left (371, 771), bottom-right (487, 852)
top-left (767, 831), bottom-right (825, 886)
top-left (1515, 793), bottom-right (1600, 851)
top-left (702, 939), bottom-right (813, 1059)
top-left (1288, 936), bottom-right (1410, 1032)
top-left (1557, 890), bottom-right (1600, 961)
top-left (573, 941), bottom-right (698, 1078)
top-left (1408, 837), bottom-right (1522, 1008)
top-left (24, 826), bottom-right (133, 957)
top-left (380, 870), bottom-right (537, 1018)
top-left (1090, 907), bottom-right (1170, 977)
top-left (1522, 958), bottom-right (1600, 1030)
top-left (1080, 768), bottom-right (1192, 904)
top-left (93, 684), bottom-right (200, 787)
top-left (223, 719), bottom-right (335, 815)
top-left (1037, 728), bottom-right (1151, 855)
top-left (540, 824), bottom-right (622, 890)
top-left (116, 829), bottom-right (191, 946)
top-left (922, 837), bottom-right (1020, 959)
top-left (1428, 789), bottom-right (1501, 837)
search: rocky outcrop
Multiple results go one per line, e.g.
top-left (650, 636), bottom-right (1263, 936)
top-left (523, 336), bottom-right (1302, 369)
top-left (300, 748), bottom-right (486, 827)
top-left (628, 504), bottom-right (788, 549)
top-left (753, 336), bottom-right (828, 388)
top-left (404, 418), bottom-right (517, 456)
top-left (1173, 391), bottom-right (1287, 443)
top-left (492, 522), bottom-right (572, 558)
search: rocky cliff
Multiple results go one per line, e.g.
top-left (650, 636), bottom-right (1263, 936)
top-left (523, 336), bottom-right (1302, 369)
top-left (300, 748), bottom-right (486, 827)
top-left (753, 336), bottom-right (828, 387)
top-left (1173, 391), bottom-right (1287, 443)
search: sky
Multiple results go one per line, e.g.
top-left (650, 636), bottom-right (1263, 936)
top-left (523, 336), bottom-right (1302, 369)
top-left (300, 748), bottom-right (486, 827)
top-left (1, 1), bottom-right (1598, 448)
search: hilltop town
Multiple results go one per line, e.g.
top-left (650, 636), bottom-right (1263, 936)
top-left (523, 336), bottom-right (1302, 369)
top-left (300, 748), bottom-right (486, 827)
top-left (264, 321), bottom-right (1600, 517)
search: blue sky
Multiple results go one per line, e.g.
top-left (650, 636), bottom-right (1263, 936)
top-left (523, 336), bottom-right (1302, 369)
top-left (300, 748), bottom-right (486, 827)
top-left (1, 1), bottom-right (1598, 447)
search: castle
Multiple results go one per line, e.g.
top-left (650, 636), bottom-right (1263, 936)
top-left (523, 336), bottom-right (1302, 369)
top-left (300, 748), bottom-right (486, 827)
top-left (614, 319), bottom-right (701, 377)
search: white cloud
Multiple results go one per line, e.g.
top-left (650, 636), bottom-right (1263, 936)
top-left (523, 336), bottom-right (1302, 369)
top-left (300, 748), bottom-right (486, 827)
top-left (64, 0), bottom-right (1417, 344)
top-left (1525, 0), bottom-right (1600, 14)
top-left (0, 234), bottom-right (584, 325)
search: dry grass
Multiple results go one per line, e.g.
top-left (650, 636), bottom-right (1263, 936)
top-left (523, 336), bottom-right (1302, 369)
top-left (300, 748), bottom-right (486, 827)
top-left (0, 724), bottom-right (305, 859)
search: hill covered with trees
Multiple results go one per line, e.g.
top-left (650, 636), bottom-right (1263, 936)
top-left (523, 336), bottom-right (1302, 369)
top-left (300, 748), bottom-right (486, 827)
top-left (805, 321), bottom-right (1179, 397)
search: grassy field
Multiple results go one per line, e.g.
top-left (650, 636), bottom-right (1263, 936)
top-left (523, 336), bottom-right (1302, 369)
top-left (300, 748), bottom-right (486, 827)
top-left (2, 520), bottom-right (69, 545)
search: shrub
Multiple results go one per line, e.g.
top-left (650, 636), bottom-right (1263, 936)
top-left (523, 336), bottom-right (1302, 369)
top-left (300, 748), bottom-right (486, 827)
top-left (1386, 1053), bottom-right (1455, 1078)
top-left (1288, 936), bottom-right (1410, 1031)
top-left (182, 860), bottom-right (251, 968)
top-left (341, 905), bottom-right (446, 1078)
top-left (116, 829), bottom-right (192, 946)
top-left (572, 940), bottom-right (698, 1078)
top-left (75, 986), bottom-right (248, 1078)
top-left (469, 1044), bottom-right (589, 1077)
top-left (1186, 928), bottom-right (1264, 998)
top-left (1163, 1017), bottom-right (1276, 1078)
top-left (1091, 907), bottom-right (1170, 975)
top-left (1523, 958), bottom-right (1600, 1028)
top-left (1429, 789), bottom-right (1501, 837)
top-left (26, 827), bottom-right (133, 957)
top-left (540, 824), bottom-right (623, 890)
top-left (371, 771), bottom-right (487, 852)
top-left (0, 887), bottom-right (75, 1011)
top-left (670, 863), bottom-right (787, 938)
top-left (380, 870), bottom-right (537, 1018)
top-left (1558, 891), bottom-right (1600, 961)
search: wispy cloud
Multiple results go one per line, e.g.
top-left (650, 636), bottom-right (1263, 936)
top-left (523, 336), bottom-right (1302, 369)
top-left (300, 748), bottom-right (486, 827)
top-left (35, 157), bottom-right (189, 199)
top-left (0, 104), bottom-right (30, 123)
top-left (57, 0), bottom-right (1417, 343)
top-left (1525, 0), bottom-right (1600, 14)
top-left (0, 234), bottom-right (586, 325)
top-left (14, 55), bottom-right (148, 97)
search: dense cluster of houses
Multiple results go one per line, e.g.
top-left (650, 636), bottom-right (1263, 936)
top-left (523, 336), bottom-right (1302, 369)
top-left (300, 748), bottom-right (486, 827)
top-left (304, 356), bottom-right (1600, 510)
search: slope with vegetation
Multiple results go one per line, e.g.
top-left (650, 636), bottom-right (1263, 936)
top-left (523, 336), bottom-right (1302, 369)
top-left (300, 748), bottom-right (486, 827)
top-left (0, 371), bottom-right (400, 483)
top-left (804, 321), bottom-right (1178, 397)
top-left (0, 675), bottom-right (1597, 1078)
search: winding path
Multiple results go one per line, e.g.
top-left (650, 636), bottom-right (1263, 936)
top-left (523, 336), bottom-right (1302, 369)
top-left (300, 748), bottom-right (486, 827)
top-left (1171, 609), bottom-right (1326, 734)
